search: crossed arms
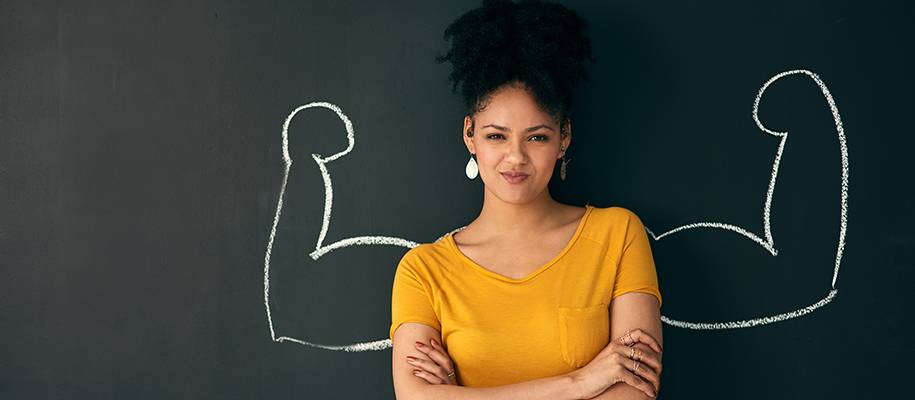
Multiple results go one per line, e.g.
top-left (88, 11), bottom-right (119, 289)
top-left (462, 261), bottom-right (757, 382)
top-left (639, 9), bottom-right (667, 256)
top-left (391, 292), bottom-right (663, 400)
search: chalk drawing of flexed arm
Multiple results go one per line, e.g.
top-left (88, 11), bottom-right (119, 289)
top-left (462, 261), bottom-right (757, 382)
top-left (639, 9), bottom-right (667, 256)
top-left (646, 69), bottom-right (850, 330)
top-left (262, 102), bottom-right (431, 352)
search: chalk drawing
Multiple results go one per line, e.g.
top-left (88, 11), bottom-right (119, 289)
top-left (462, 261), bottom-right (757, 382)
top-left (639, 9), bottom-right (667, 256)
top-left (656, 69), bottom-right (848, 330)
top-left (262, 69), bottom-right (848, 352)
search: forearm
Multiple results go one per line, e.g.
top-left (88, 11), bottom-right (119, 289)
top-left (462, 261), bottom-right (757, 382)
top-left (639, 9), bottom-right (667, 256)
top-left (587, 383), bottom-right (653, 400)
top-left (414, 372), bottom-right (582, 400)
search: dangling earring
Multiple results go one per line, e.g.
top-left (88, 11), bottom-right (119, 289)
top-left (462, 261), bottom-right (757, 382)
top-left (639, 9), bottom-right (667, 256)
top-left (465, 153), bottom-right (479, 180)
top-left (559, 146), bottom-right (571, 181)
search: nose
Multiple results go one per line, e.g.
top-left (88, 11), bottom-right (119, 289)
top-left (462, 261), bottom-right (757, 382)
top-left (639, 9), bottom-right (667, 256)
top-left (504, 138), bottom-right (528, 164)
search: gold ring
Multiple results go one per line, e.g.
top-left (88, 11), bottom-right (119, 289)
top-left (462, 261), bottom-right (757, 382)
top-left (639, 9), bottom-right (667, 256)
top-left (624, 330), bottom-right (635, 346)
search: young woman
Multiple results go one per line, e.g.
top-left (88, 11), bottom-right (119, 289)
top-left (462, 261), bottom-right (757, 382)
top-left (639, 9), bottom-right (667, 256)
top-left (390, 1), bottom-right (663, 399)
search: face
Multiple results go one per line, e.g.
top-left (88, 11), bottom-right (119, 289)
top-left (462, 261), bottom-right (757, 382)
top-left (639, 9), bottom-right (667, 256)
top-left (462, 83), bottom-right (571, 204)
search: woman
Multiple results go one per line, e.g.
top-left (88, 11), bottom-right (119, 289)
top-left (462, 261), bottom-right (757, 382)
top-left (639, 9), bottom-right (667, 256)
top-left (390, 1), bottom-right (663, 399)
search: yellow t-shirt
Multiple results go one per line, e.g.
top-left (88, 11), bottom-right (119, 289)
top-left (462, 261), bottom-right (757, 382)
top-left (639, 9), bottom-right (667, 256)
top-left (389, 204), bottom-right (662, 388)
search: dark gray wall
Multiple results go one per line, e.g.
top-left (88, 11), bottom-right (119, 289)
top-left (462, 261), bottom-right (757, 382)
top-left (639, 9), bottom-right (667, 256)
top-left (2, 0), bottom-right (912, 398)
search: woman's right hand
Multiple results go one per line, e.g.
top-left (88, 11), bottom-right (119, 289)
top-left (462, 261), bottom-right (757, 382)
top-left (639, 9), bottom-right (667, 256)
top-left (568, 328), bottom-right (663, 399)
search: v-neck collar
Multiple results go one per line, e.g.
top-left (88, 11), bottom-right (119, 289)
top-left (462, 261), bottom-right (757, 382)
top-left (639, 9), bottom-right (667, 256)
top-left (446, 204), bottom-right (594, 284)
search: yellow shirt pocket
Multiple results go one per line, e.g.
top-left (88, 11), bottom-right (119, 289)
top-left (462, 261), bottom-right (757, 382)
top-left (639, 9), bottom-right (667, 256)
top-left (558, 302), bottom-right (610, 368)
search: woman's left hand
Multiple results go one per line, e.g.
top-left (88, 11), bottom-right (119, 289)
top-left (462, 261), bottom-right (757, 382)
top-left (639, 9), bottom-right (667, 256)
top-left (405, 338), bottom-right (459, 385)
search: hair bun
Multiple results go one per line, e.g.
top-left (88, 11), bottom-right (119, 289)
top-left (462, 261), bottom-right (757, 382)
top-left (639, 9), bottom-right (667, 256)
top-left (435, 0), bottom-right (595, 123)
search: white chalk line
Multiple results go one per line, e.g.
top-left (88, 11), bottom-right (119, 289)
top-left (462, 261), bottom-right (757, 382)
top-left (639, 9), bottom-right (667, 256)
top-left (263, 102), bottom-right (413, 351)
top-left (262, 69), bottom-right (850, 352)
top-left (654, 69), bottom-right (849, 330)
top-left (662, 289), bottom-right (839, 330)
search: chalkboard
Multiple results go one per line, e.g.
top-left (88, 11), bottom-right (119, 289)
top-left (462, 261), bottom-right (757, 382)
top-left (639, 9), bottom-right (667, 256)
top-left (2, 0), bottom-right (913, 398)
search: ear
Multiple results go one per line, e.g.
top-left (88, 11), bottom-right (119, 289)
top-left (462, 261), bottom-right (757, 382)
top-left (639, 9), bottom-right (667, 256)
top-left (463, 114), bottom-right (475, 154)
top-left (561, 118), bottom-right (572, 157)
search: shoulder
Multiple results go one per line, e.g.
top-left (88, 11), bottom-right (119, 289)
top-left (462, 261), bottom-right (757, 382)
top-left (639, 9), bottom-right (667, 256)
top-left (397, 239), bottom-right (454, 273)
top-left (590, 205), bottom-right (643, 226)
top-left (402, 237), bottom-right (450, 259)
top-left (582, 205), bottom-right (650, 246)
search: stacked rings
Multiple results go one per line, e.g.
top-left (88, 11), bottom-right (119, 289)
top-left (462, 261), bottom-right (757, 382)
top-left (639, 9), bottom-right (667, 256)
top-left (619, 329), bottom-right (636, 346)
top-left (621, 329), bottom-right (642, 371)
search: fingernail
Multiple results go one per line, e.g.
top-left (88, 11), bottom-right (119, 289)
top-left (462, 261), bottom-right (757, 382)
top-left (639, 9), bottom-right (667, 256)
top-left (413, 370), bottom-right (421, 375)
top-left (414, 341), bottom-right (425, 348)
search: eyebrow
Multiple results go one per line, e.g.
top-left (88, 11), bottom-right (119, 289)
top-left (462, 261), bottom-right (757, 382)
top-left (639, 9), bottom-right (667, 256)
top-left (481, 124), bottom-right (555, 132)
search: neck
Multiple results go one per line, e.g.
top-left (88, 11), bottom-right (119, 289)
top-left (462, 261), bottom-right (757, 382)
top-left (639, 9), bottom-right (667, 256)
top-left (473, 186), bottom-right (564, 236)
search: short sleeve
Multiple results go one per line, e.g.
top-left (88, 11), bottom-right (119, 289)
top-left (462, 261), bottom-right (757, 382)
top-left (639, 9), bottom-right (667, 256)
top-left (389, 250), bottom-right (441, 341)
top-left (610, 211), bottom-right (663, 308)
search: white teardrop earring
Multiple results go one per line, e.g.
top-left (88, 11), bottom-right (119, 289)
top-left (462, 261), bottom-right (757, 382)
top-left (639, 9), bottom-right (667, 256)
top-left (465, 153), bottom-right (479, 180)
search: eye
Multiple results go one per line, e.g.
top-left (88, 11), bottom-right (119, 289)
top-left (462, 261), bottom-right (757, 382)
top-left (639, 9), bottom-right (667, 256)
top-left (485, 133), bottom-right (549, 141)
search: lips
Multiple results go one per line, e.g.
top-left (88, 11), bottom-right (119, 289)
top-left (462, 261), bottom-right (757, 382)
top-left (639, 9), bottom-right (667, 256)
top-left (500, 172), bottom-right (529, 184)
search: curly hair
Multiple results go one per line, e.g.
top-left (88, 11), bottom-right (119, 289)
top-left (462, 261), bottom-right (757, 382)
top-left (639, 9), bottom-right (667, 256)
top-left (435, 0), bottom-right (595, 137)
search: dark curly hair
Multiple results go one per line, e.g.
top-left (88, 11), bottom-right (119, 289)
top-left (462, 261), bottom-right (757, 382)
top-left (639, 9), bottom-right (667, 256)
top-left (435, 0), bottom-right (595, 138)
